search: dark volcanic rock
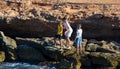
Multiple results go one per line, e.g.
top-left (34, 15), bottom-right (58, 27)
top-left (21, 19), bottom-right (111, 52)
top-left (17, 45), bottom-right (46, 63)
top-left (16, 37), bottom-right (120, 68)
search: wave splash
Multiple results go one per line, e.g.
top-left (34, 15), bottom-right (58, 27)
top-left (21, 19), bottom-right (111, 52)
top-left (0, 62), bottom-right (56, 69)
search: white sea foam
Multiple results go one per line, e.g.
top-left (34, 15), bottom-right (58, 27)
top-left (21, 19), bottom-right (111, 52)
top-left (0, 62), bottom-right (56, 69)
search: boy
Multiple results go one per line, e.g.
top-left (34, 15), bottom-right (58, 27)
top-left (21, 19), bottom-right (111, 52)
top-left (74, 24), bottom-right (83, 54)
top-left (54, 21), bottom-right (63, 51)
top-left (62, 17), bottom-right (73, 49)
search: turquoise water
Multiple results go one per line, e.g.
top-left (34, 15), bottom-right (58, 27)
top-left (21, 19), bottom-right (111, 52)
top-left (0, 62), bottom-right (56, 69)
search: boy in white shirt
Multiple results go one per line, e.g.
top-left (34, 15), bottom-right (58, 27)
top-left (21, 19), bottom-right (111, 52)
top-left (74, 24), bottom-right (83, 54)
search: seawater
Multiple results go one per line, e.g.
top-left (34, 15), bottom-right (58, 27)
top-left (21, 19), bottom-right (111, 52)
top-left (0, 62), bottom-right (56, 69)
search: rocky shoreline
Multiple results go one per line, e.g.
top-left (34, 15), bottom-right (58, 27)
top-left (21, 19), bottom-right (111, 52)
top-left (0, 31), bottom-right (120, 69)
top-left (0, 0), bottom-right (120, 69)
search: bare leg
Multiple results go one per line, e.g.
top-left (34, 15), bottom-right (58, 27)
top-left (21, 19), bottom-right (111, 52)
top-left (79, 46), bottom-right (82, 54)
top-left (66, 37), bottom-right (70, 47)
top-left (59, 39), bottom-right (62, 48)
top-left (76, 46), bottom-right (79, 54)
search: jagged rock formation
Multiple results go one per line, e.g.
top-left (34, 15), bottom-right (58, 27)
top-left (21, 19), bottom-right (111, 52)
top-left (0, 31), bottom-right (17, 61)
top-left (16, 37), bottom-right (120, 69)
top-left (0, 31), bottom-right (120, 69)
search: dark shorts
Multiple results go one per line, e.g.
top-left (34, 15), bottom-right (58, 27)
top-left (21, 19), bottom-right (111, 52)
top-left (55, 34), bottom-right (62, 40)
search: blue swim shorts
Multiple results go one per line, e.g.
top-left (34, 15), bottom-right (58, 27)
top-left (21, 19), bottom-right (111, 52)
top-left (75, 37), bottom-right (82, 47)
